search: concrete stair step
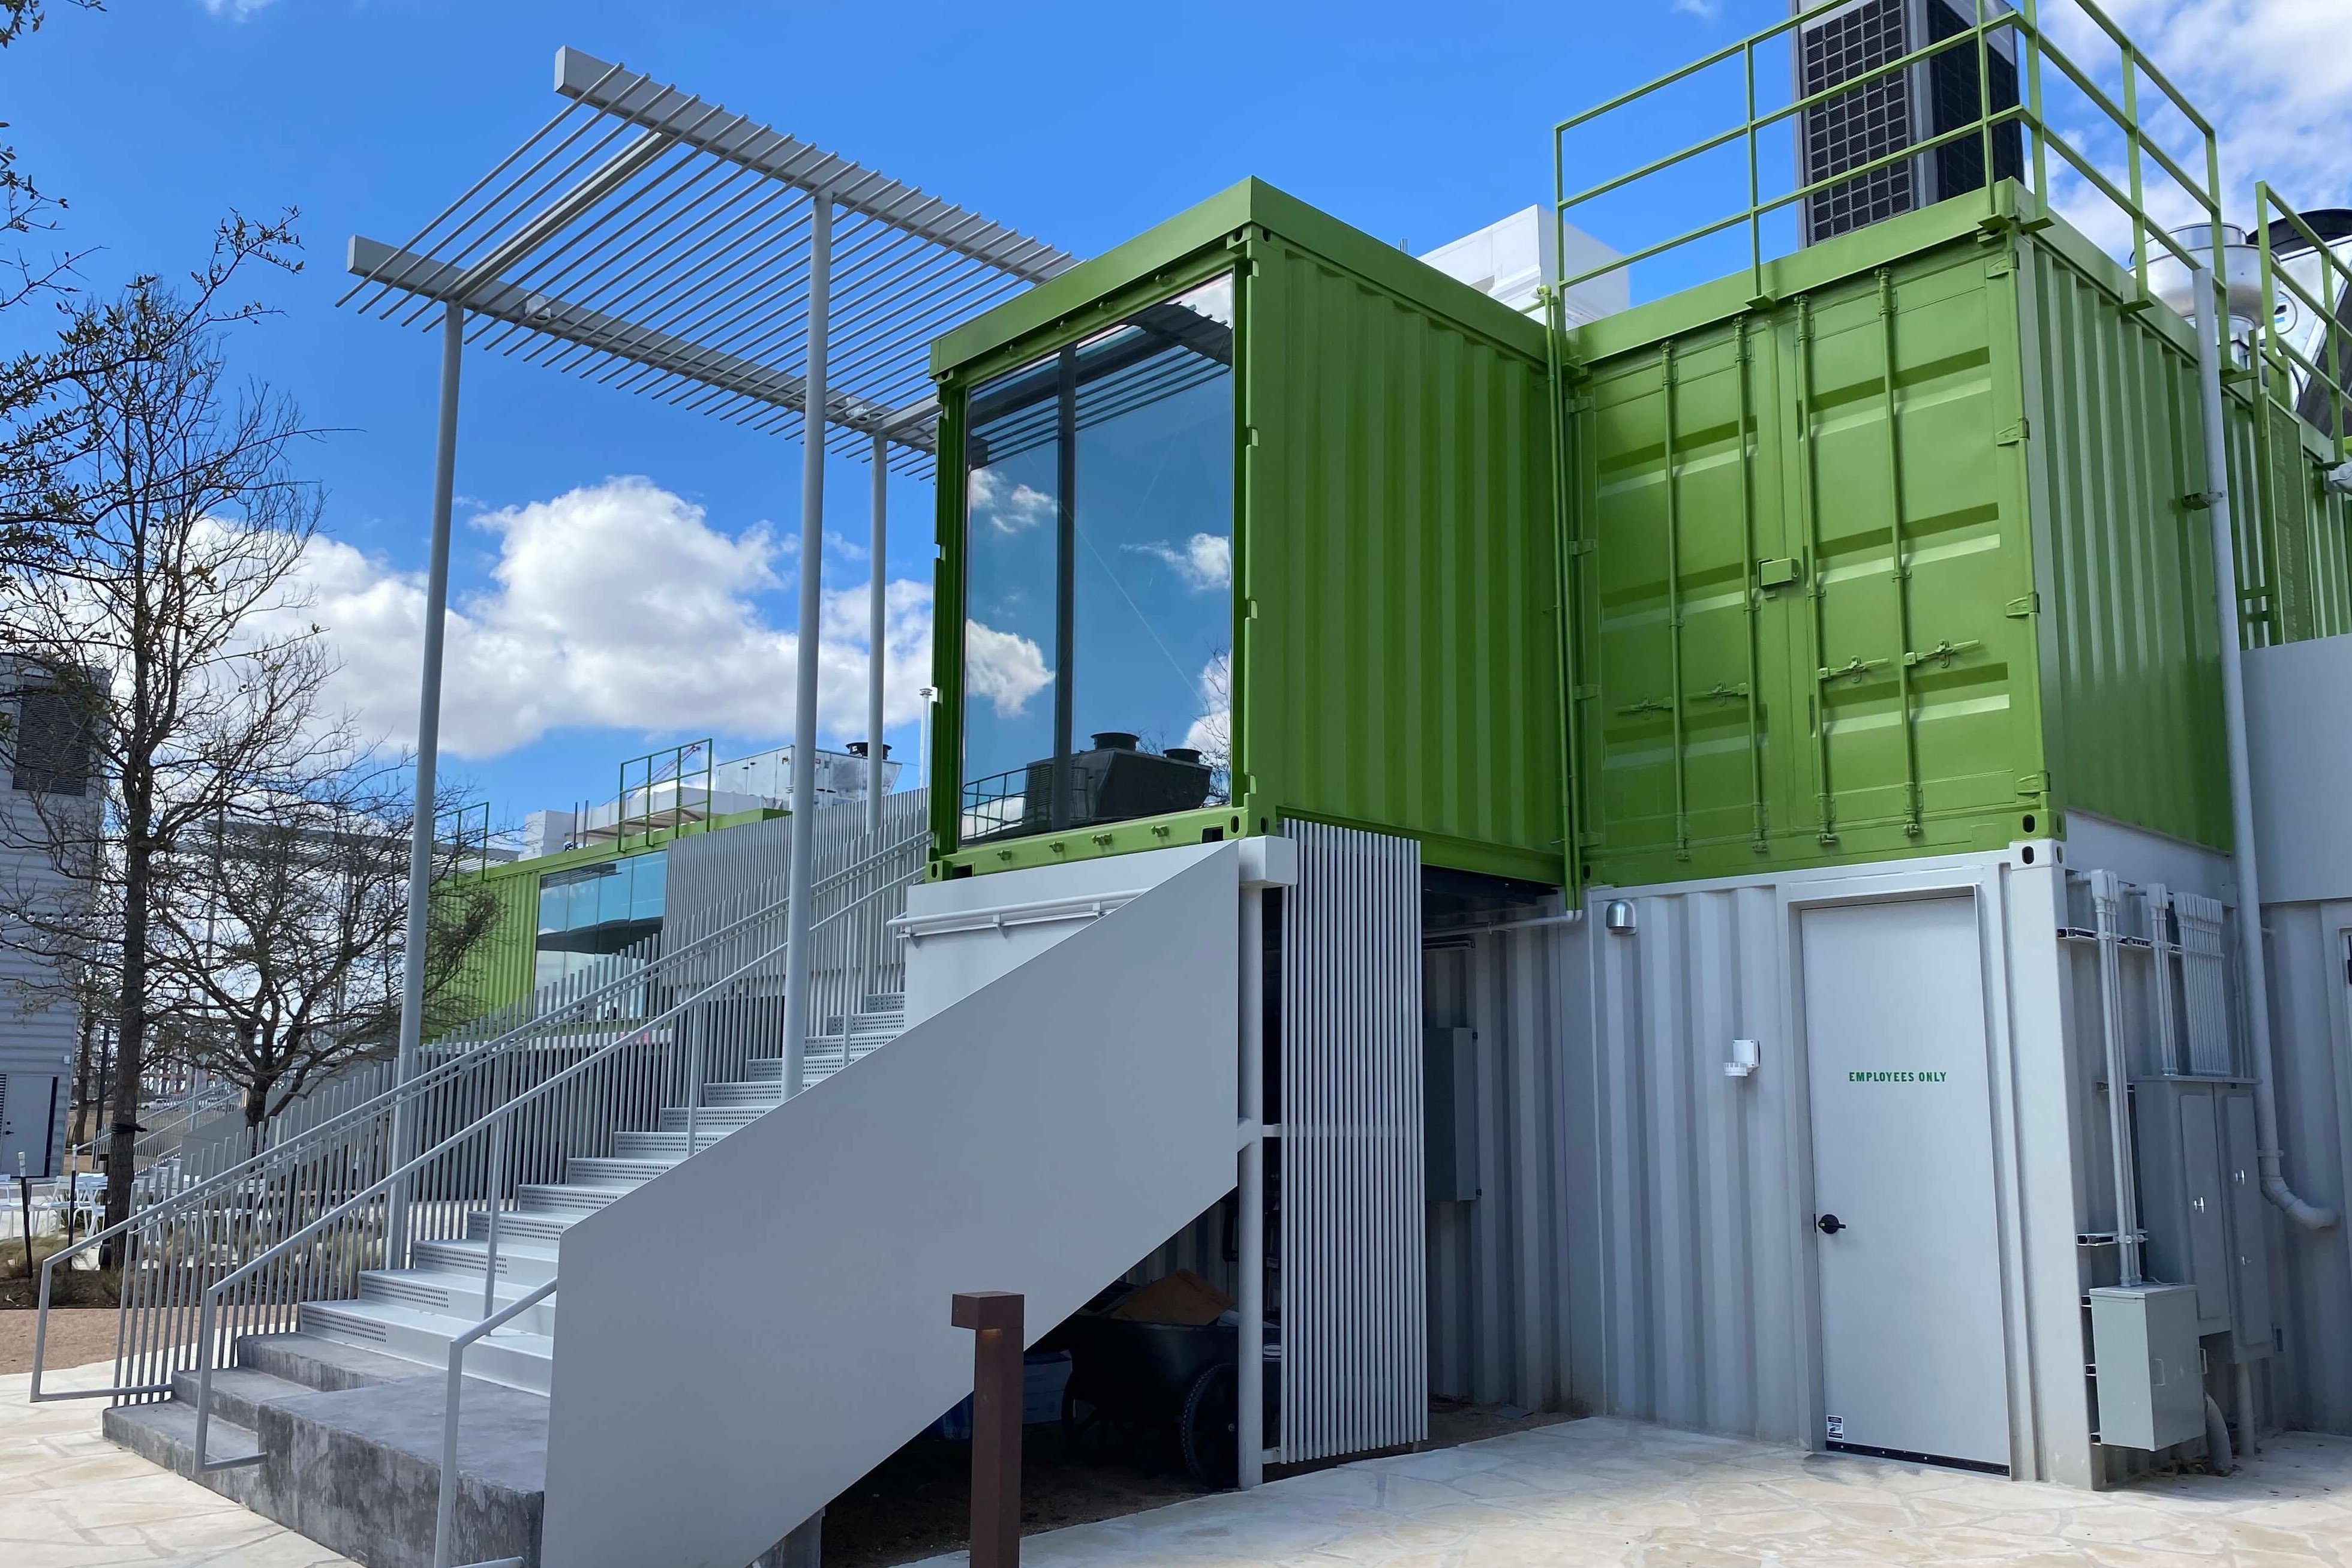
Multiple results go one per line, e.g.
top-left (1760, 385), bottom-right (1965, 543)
top-left (233, 1331), bottom-right (435, 1392)
top-left (359, 1269), bottom-right (561, 1335)
top-left (107, 1341), bottom-right (549, 1568)
top-left (105, 1399), bottom-right (266, 1477)
top-left (300, 1297), bottom-right (554, 1395)
top-left (411, 1236), bottom-right (561, 1289)
top-left (517, 1181), bottom-right (634, 1216)
top-left (166, 1366), bottom-right (313, 1432)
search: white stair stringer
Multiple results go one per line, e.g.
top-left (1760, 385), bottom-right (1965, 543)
top-left (537, 843), bottom-right (1243, 1568)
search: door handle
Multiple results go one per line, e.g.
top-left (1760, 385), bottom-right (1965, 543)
top-left (1816, 1213), bottom-right (1846, 1236)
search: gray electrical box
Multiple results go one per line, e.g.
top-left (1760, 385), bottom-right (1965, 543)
top-left (2131, 1077), bottom-right (2272, 1360)
top-left (2089, 1284), bottom-right (2205, 1451)
top-left (1424, 1026), bottom-right (1479, 1202)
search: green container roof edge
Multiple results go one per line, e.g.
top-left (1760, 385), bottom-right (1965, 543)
top-left (929, 177), bottom-right (1551, 380)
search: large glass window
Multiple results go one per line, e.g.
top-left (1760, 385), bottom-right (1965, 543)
top-left (534, 850), bottom-right (666, 989)
top-left (960, 274), bottom-right (1234, 845)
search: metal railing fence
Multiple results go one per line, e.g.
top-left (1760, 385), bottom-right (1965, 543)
top-left (2254, 185), bottom-right (2352, 465)
top-left (1549, 0), bottom-right (2226, 319)
top-left (178, 834), bottom-right (926, 1473)
top-left (29, 820), bottom-right (927, 1412)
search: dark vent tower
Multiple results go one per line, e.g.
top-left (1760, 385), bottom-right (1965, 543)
top-left (1795, 0), bottom-right (2024, 244)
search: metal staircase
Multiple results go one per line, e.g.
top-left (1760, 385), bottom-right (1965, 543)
top-left (295, 993), bottom-right (911, 1394)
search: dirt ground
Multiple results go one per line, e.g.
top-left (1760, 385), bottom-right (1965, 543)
top-left (0, 1308), bottom-right (124, 1375)
top-left (822, 1398), bottom-right (1575, 1568)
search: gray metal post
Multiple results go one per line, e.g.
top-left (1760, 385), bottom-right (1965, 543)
top-left (2189, 259), bottom-right (2338, 1233)
top-left (1237, 880), bottom-right (1266, 1487)
top-left (781, 193), bottom-right (832, 1096)
top-left (867, 430), bottom-right (888, 845)
top-left (390, 299), bottom-right (464, 1257)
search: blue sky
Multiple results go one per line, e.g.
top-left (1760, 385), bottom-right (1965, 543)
top-left (5, 0), bottom-right (2338, 833)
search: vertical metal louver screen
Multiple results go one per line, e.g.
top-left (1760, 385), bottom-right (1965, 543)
top-left (1278, 822), bottom-right (1427, 1464)
top-left (1800, 0), bottom-right (1918, 242)
top-left (2171, 893), bottom-right (2237, 1078)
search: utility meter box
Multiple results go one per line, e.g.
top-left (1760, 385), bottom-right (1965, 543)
top-left (2089, 1284), bottom-right (2204, 1452)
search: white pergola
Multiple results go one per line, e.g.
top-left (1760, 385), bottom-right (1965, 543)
top-left (345, 46), bottom-right (1074, 1094)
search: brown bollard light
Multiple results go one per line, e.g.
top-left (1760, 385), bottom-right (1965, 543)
top-left (952, 1291), bottom-right (1024, 1568)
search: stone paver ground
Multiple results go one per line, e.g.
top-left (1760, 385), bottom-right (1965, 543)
top-left (9, 1365), bottom-right (2350, 1568)
top-left (1, 1360), bottom-right (354, 1568)
top-left (911, 1416), bottom-right (2352, 1567)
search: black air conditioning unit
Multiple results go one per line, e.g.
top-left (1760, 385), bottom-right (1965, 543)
top-left (1794, 0), bottom-right (2024, 245)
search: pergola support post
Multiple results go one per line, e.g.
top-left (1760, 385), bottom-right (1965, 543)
top-left (782, 191), bottom-right (833, 1095)
top-left (389, 299), bottom-right (465, 1258)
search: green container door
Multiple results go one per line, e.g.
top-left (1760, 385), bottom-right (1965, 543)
top-left (1578, 238), bottom-right (2040, 886)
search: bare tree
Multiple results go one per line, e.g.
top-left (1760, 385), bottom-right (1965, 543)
top-left (0, 239), bottom-right (328, 1241)
top-left (145, 766), bottom-right (504, 1147)
top-left (1, 1), bottom-right (105, 314)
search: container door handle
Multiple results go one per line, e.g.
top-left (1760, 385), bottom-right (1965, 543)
top-left (1816, 1213), bottom-right (1846, 1236)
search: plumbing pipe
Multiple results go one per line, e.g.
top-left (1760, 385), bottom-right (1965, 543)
top-left (2189, 257), bottom-right (2340, 1233)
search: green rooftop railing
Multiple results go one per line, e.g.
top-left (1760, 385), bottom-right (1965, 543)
top-left (2255, 185), bottom-right (2352, 465)
top-left (1549, 0), bottom-right (2225, 320)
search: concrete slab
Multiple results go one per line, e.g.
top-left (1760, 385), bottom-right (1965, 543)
top-left (905, 1416), bottom-right (2352, 1566)
top-left (1, 1359), bottom-right (356, 1567)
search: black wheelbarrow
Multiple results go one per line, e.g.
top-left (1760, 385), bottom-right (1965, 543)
top-left (1056, 1309), bottom-right (1280, 1489)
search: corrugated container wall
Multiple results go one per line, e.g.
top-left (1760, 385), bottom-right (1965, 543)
top-left (1423, 922), bottom-right (1577, 1414)
top-left (1239, 218), bottom-right (1561, 884)
top-left (1563, 187), bottom-right (2351, 890)
top-left (1564, 848), bottom-right (2104, 1486)
top-left (2258, 899), bottom-right (2352, 1435)
top-left (927, 181), bottom-right (1564, 888)
top-left (444, 860), bottom-right (540, 1019)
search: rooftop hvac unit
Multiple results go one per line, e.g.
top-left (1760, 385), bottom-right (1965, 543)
top-left (1794, 0), bottom-right (2023, 244)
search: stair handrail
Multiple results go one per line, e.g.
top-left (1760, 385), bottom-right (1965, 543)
top-left (25, 873), bottom-right (791, 1404)
top-left (31, 824), bottom-right (925, 1408)
top-left (182, 841), bottom-right (930, 1471)
top-left (432, 1273), bottom-right (559, 1568)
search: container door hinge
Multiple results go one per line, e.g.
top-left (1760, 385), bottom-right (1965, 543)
top-left (1757, 555), bottom-right (1800, 588)
top-left (1576, 830), bottom-right (1604, 848)
top-left (1573, 683), bottom-right (1600, 702)
top-left (2017, 771), bottom-right (2050, 798)
top-left (2183, 490), bottom-right (2221, 510)
top-left (1996, 418), bottom-right (2030, 446)
top-left (2006, 592), bottom-right (2040, 618)
top-left (1984, 253), bottom-right (2015, 278)
top-left (1568, 537), bottom-right (1598, 556)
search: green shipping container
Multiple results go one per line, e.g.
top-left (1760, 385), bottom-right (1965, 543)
top-left (1566, 184), bottom-right (2352, 890)
top-left (928, 179), bottom-right (1566, 887)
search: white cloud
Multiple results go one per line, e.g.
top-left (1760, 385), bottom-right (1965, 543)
top-left (284, 476), bottom-right (935, 760)
top-left (969, 467), bottom-right (1054, 536)
top-left (2037, 2), bottom-right (2352, 246)
top-left (1671, 0), bottom-right (1720, 16)
top-left (200, 0), bottom-right (280, 18)
top-left (963, 620), bottom-right (1053, 718)
top-left (1123, 532), bottom-right (1232, 593)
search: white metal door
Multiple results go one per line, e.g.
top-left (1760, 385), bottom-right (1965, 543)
top-left (1802, 894), bottom-right (2011, 1472)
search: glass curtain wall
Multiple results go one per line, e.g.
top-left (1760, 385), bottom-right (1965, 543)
top-left (535, 849), bottom-right (667, 989)
top-left (959, 274), bottom-right (1235, 845)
